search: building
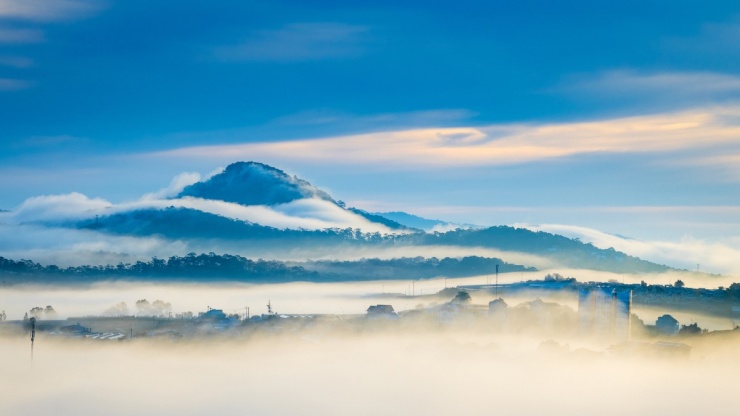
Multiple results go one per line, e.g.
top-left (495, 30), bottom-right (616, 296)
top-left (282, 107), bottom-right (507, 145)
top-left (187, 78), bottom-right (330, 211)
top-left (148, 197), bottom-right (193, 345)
top-left (367, 305), bottom-right (397, 318)
top-left (58, 323), bottom-right (92, 336)
top-left (578, 287), bottom-right (632, 341)
top-left (488, 298), bottom-right (508, 314)
top-left (86, 332), bottom-right (127, 341)
top-left (201, 308), bottom-right (227, 320)
top-left (655, 314), bottom-right (679, 335)
top-left (199, 308), bottom-right (238, 330)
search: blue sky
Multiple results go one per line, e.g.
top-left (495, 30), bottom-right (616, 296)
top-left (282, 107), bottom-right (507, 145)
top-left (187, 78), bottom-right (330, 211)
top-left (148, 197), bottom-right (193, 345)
top-left (2, 0), bottom-right (740, 251)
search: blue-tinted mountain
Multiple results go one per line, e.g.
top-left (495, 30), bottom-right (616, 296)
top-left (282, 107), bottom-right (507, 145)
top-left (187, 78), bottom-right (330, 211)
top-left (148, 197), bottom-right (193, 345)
top-left (78, 207), bottom-right (380, 243)
top-left (78, 208), bottom-right (672, 273)
top-left (405, 226), bottom-right (672, 273)
top-left (171, 161), bottom-right (406, 230)
top-left (375, 211), bottom-right (464, 231)
top-left (177, 161), bottom-right (336, 206)
top-left (59, 160), bottom-right (676, 274)
top-left (347, 208), bottom-right (411, 231)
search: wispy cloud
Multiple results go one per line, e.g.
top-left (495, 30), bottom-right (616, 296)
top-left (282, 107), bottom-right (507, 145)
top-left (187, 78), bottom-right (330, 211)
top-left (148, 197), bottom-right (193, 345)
top-left (140, 172), bottom-right (202, 201)
top-left (17, 134), bottom-right (86, 147)
top-left (0, 0), bottom-right (103, 22)
top-left (2, 192), bottom-right (111, 223)
top-left (214, 22), bottom-right (371, 62)
top-left (125, 197), bottom-right (397, 233)
top-left (0, 223), bottom-right (189, 267)
top-left (0, 55), bottom-right (32, 67)
top-left (153, 106), bottom-right (740, 172)
top-left (560, 70), bottom-right (740, 102)
top-left (0, 27), bottom-right (43, 43)
top-left (2, 187), bottom-right (397, 234)
top-left (662, 17), bottom-right (740, 60)
top-left (0, 77), bottom-right (31, 90)
top-left (271, 108), bottom-right (473, 129)
top-left (520, 223), bottom-right (740, 276)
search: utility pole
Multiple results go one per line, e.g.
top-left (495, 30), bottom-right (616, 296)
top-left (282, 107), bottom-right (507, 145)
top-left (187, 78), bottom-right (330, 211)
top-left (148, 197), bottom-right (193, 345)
top-left (30, 317), bottom-right (36, 361)
top-left (495, 264), bottom-right (499, 299)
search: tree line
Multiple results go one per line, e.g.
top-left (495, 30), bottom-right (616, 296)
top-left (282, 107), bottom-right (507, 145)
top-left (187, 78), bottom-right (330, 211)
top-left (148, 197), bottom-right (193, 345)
top-left (0, 253), bottom-right (532, 282)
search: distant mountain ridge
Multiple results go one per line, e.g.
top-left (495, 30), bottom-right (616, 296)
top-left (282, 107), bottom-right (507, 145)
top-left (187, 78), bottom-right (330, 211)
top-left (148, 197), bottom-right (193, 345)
top-left (5, 160), bottom-right (679, 275)
top-left (79, 209), bottom-right (672, 273)
top-left (0, 254), bottom-right (535, 283)
top-left (374, 211), bottom-right (478, 231)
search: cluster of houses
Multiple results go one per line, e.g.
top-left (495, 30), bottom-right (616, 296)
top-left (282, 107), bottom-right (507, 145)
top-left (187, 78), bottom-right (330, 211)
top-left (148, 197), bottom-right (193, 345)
top-left (49, 323), bottom-right (127, 341)
top-left (15, 282), bottom-right (710, 361)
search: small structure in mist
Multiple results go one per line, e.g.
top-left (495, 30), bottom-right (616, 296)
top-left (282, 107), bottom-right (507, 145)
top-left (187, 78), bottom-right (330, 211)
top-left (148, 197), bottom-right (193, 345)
top-left (435, 291), bottom-right (475, 322)
top-left (59, 323), bottom-right (92, 337)
top-left (201, 308), bottom-right (227, 321)
top-left (367, 305), bottom-right (397, 319)
top-left (199, 307), bottom-right (237, 330)
top-left (578, 287), bottom-right (632, 341)
top-left (655, 314), bottom-right (679, 336)
top-left (488, 298), bottom-right (508, 315)
top-left (449, 291), bottom-right (471, 305)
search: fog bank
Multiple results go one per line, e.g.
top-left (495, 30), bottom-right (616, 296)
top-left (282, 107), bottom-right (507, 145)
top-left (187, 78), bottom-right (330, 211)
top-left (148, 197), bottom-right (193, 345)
top-left (2, 330), bottom-right (739, 416)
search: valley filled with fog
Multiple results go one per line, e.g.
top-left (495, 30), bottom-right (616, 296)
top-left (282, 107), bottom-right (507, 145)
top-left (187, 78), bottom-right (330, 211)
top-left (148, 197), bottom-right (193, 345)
top-left (2, 279), bottom-right (740, 416)
top-left (2, 161), bottom-right (738, 416)
top-left (5, 1), bottom-right (740, 415)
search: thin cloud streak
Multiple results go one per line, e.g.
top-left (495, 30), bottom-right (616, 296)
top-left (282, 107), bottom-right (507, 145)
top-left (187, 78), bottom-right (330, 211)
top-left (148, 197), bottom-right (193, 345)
top-left (0, 55), bottom-right (32, 67)
top-left (0, 77), bottom-right (30, 90)
top-left (0, 27), bottom-right (43, 43)
top-left (561, 70), bottom-right (740, 99)
top-left (154, 106), bottom-right (740, 170)
top-left (214, 22), bottom-right (370, 62)
top-left (0, 0), bottom-right (103, 22)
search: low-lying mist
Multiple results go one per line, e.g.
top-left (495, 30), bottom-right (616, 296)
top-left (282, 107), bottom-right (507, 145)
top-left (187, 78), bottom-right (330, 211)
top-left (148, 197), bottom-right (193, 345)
top-left (4, 272), bottom-right (740, 415)
top-left (1, 275), bottom-right (535, 320)
top-left (2, 319), bottom-right (740, 416)
top-left (1, 269), bottom-right (734, 323)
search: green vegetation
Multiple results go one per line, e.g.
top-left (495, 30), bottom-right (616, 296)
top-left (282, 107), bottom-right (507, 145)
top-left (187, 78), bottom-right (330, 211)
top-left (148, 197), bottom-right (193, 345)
top-left (0, 254), bottom-right (530, 283)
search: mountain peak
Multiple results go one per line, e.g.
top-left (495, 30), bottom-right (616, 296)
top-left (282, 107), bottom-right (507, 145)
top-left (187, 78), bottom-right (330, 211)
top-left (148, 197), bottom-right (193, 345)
top-left (177, 161), bottom-right (335, 206)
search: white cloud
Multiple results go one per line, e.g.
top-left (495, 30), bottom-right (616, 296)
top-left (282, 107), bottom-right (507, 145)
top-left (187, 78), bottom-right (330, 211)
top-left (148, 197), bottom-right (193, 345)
top-left (2, 190), bottom-right (397, 234)
top-left (3, 192), bottom-right (112, 223)
top-left (0, 27), bottom-right (43, 43)
top-left (153, 106), bottom-right (740, 174)
top-left (0, 188), bottom-right (405, 265)
top-left (662, 18), bottom-right (740, 61)
top-left (0, 223), bottom-right (189, 267)
top-left (0, 55), bottom-right (32, 68)
top-left (140, 172), bottom-right (201, 201)
top-left (518, 223), bottom-right (740, 276)
top-left (0, 77), bottom-right (30, 90)
top-left (272, 108), bottom-right (474, 129)
top-left (561, 70), bottom-right (740, 99)
top-left (0, 0), bottom-right (102, 21)
top-left (214, 22), bottom-right (370, 62)
top-left (117, 197), bottom-right (396, 234)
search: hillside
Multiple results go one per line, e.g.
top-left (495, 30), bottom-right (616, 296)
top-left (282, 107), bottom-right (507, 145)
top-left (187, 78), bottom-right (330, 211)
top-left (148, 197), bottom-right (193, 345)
top-left (2, 161), bottom-right (678, 275)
